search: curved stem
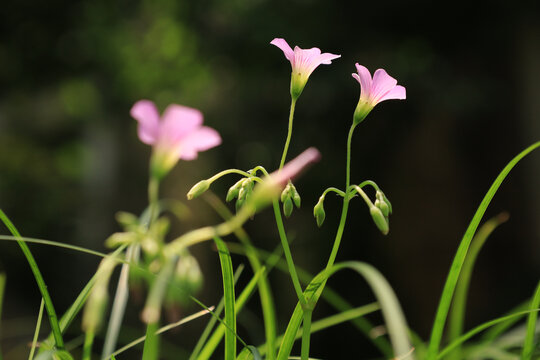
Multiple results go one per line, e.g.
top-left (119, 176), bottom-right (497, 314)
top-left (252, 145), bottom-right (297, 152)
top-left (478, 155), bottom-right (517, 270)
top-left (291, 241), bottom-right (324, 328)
top-left (279, 98), bottom-right (297, 169)
top-left (272, 200), bottom-right (306, 305)
top-left (300, 307), bottom-right (313, 360)
top-left (322, 187), bottom-right (346, 198)
top-left (325, 122), bottom-right (358, 272)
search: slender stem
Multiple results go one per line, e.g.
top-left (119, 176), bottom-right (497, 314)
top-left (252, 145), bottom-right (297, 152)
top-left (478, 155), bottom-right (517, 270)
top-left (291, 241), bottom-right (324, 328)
top-left (279, 98), bottom-right (297, 169)
top-left (272, 200), bottom-right (306, 305)
top-left (325, 122), bottom-right (358, 272)
top-left (322, 187), bottom-right (346, 198)
top-left (148, 176), bottom-right (160, 226)
top-left (82, 330), bottom-right (94, 360)
top-left (28, 298), bottom-right (45, 360)
top-left (300, 308), bottom-right (313, 360)
top-left (0, 209), bottom-right (64, 349)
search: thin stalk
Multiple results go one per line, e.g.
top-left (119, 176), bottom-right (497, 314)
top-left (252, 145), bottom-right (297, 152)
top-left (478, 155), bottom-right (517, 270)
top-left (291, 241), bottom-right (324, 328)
top-left (300, 308), bottom-right (313, 360)
top-left (0, 209), bottom-right (64, 349)
top-left (148, 175), bottom-right (160, 226)
top-left (279, 98), bottom-right (297, 169)
top-left (272, 200), bottom-right (305, 304)
top-left (298, 122), bottom-right (357, 360)
top-left (82, 330), bottom-right (95, 360)
top-left (29, 299), bottom-right (45, 360)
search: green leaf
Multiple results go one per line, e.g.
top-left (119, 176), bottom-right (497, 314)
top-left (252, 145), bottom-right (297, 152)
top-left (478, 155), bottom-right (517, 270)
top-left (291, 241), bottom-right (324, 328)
top-left (522, 281), bottom-right (540, 360)
top-left (213, 236), bottom-right (236, 360)
top-left (426, 141), bottom-right (540, 360)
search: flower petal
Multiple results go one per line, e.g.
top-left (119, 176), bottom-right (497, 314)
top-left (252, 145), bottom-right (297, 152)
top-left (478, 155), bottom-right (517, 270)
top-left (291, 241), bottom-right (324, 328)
top-left (178, 126), bottom-right (222, 160)
top-left (160, 104), bottom-right (204, 143)
top-left (353, 64), bottom-right (373, 102)
top-left (371, 69), bottom-right (398, 103)
top-left (270, 38), bottom-right (294, 62)
top-left (130, 100), bottom-right (160, 145)
top-left (316, 52), bottom-right (341, 65)
top-left (378, 85), bottom-right (406, 103)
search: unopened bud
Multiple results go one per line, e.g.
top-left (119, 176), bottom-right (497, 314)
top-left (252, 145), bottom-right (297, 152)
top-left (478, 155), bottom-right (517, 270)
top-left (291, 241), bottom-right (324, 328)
top-left (292, 187), bottom-right (301, 208)
top-left (374, 198), bottom-right (390, 217)
top-left (370, 206), bottom-right (389, 235)
top-left (283, 197), bottom-right (293, 218)
top-left (187, 179), bottom-right (210, 200)
top-left (376, 190), bottom-right (392, 215)
top-left (226, 178), bottom-right (244, 202)
top-left (313, 196), bottom-right (326, 227)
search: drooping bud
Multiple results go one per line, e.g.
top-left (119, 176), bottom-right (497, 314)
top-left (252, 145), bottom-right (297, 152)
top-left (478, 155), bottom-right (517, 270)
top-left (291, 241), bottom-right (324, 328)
top-left (375, 190), bottom-right (392, 216)
top-left (226, 178), bottom-right (244, 202)
top-left (370, 206), bottom-right (389, 235)
top-left (187, 179), bottom-right (211, 200)
top-left (291, 185), bottom-right (301, 208)
top-left (313, 195), bottom-right (326, 227)
top-left (283, 196), bottom-right (294, 218)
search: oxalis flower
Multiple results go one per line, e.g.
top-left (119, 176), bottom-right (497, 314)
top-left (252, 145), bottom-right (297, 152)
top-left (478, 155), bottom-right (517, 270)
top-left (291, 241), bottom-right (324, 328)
top-left (130, 100), bottom-right (221, 179)
top-left (271, 38), bottom-right (340, 99)
top-left (352, 63), bottom-right (406, 124)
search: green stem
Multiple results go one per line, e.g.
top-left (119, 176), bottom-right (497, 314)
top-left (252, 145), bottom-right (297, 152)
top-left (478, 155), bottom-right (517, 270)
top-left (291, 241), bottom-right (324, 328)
top-left (148, 175), bottom-right (160, 226)
top-left (279, 97), bottom-right (297, 169)
top-left (325, 122), bottom-right (357, 273)
top-left (0, 209), bottom-right (64, 349)
top-left (300, 308), bottom-right (313, 360)
top-left (82, 330), bottom-right (94, 360)
top-left (28, 298), bottom-right (45, 360)
top-left (272, 200), bottom-right (306, 305)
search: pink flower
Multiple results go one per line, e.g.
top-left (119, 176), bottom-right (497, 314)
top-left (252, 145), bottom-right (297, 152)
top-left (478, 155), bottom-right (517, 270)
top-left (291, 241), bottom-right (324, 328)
top-left (130, 100), bottom-right (221, 178)
top-left (352, 63), bottom-right (406, 124)
top-left (271, 38), bottom-right (340, 99)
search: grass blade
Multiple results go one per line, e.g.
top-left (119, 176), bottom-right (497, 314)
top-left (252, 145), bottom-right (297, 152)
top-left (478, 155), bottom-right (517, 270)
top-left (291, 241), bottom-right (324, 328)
top-left (213, 236), bottom-right (236, 360)
top-left (0, 209), bottom-right (64, 349)
top-left (29, 299), bottom-right (45, 360)
top-left (425, 141), bottom-right (540, 360)
top-left (522, 281), bottom-right (540, 360)
top-left (437, 309), bottom-right (539, 359)
top-left (276, 261), bottom-right (413, 360)
top-left (447, 213), bottom-right (509, 358)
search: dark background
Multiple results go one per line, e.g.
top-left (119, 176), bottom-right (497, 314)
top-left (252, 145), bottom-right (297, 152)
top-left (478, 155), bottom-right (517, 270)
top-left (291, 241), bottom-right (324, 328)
top-left (1, 0), bottom-right (539, 358)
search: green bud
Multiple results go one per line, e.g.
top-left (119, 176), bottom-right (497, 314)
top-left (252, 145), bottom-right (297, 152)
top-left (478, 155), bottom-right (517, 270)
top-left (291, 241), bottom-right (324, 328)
top-left (374, 198), bottom-right (390, 217)
top-left (226, 178), bottom-right (244, 202)
top-left (116, 211), bottom-right (139, 228)
top-left (292, 187), bottom-right (301, 208)
top-left (313, 196), bottom-right (326, 227)
top-left (105, 232), bottom-right (137, 249)
top-left (376, 190), bottom-right (392, 215)
top-left (280, 186), bottom-right (289, 203)
top-left (187, 179), bottom-right (210, 200)
top-left (370, 206), bottom-right (389, 235)
top-left (283, 197), bottom-right (294, 218)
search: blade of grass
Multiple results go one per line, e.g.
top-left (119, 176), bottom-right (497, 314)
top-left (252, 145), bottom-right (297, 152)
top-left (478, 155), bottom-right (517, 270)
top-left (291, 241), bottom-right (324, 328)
top-left (276, 261), bottom-right (413, 360)
top-left (189, 265), bottom-right (244, 360)
top-left (480, 300), bottom-right (530, 343)
top-left (196, 265), bottom-right (264, 360)
top-left (522, 281), bottom-right (540, 360)
top-left (437, 309), bottom-right (539, 359)
top-left (213, 236), bottom-right (237, 360)
top-left (227, 242), bottom-right (393, 358)
top-left (204, 192), bottom-right (278, 360)
top-left (447, 213), bottom-right (509, 359)
top-left (0, 209), bottom-right (64, 349)
top-left (425, 141), bottom-right (540, 360)
top-left (110, 307), bottom-right (214, 358)
top-left (28, 299), bottom-right (45, 360)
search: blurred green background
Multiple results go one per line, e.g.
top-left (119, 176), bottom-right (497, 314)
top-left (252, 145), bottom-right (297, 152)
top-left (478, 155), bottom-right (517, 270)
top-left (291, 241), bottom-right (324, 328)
top-left (1, 0), bottom-right (539, 358)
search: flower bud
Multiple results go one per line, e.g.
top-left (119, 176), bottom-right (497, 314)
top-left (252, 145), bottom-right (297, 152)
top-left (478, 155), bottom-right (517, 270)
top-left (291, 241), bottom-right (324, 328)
top-left (376, 190), bottom-right (392, 215)
top-left (187, 179), bottom-right (210, 200)
top-left (370, 206), bottom-right (389, 235)
top-left (283, 196), bottom-right (294, 218)
top-left (374, 198), bottom-right (390, 217)
top-left (226, 178), bottom-right (244, 202)
top-left (313, 195), bottom-right (326, 227)
top-left (292, 187), bottom-right (301, 208)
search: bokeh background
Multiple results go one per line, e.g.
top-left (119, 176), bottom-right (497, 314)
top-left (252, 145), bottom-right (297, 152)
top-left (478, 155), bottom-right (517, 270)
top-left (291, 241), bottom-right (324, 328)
top-left (1, 0), bottom-right (539, 358)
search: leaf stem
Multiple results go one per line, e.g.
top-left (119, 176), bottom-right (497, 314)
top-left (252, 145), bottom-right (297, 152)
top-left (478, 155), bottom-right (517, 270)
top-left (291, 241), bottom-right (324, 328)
top-left (279, 98), bottom-right (297, 169)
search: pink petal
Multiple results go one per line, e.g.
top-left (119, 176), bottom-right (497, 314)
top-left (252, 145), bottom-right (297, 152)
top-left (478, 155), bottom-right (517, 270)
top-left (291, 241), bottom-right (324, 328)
top-left (160, 104), bottom-right (204, 143)
top-left (178, 126), bottom-right (222, 160)
top-left (270, 38), bottom-right (294, 62)
top-left (353, 64), bottom-right (373, 101)
top-left (270, 147), bottom-right (321, 187)
top-left (130, 100), bottom-right (160, 145)
top-left (316, 52), bottom-right (341, 65)
top-left (378, 85), bottom-right (406, 102)
top-left (371, 69), bottom-right (398, 103)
